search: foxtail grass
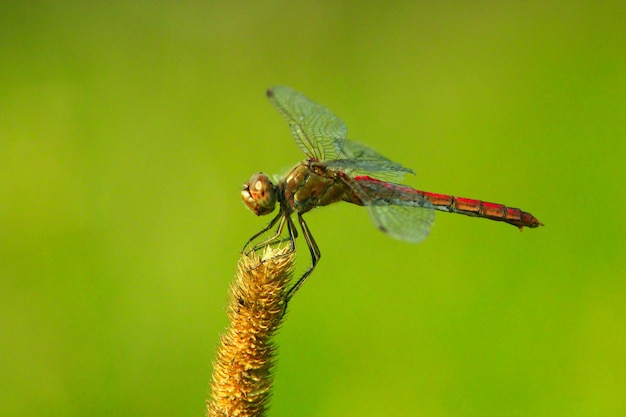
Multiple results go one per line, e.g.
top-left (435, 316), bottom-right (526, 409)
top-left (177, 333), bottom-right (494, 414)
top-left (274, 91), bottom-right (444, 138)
top-left (207, 246), bottom-right (294, 417)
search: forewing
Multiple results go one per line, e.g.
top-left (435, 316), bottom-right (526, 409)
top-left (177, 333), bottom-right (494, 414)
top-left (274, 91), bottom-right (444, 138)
top-left (267, 86), bottom-right (347, 161)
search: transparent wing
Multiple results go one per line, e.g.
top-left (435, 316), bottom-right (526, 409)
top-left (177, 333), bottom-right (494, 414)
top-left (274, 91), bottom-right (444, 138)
top-left (366, 204), bottom-right (434, 243)
top-left (324, 139), bottom-right (415, 183)
top-left (342, 175), bottom-right (435, 243)
top-left (267, 86), bottom-right (347, 161)
top-left (267, 86), bottom-right (417, 183)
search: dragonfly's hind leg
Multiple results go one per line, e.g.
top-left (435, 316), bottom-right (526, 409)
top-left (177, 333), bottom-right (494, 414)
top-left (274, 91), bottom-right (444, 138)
top-left (284, 213), bottom-right (321, 304)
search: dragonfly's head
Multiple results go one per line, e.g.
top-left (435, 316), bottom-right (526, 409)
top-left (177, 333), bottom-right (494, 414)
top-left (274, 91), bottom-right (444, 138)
top-left (242, 172), bottom-right (277, 216)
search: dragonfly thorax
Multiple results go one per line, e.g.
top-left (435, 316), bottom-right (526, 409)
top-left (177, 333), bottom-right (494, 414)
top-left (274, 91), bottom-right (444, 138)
top-left (242, 172), bottom-right (278, 216)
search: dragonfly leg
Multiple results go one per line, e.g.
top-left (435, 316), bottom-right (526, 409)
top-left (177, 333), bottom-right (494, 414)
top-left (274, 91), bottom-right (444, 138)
top-left (284, 213), bottom-right (321, 305)
top-left (243, 213), bottom-right (283, 254)
top-left (284, 214), bottom-right (298, 253)
top-left (244, 213), bottom-right (298, 264)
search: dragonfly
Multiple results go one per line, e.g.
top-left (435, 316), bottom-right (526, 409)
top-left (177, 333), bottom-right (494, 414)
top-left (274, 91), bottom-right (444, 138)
top-left (242, 86), bottom-right (542, 303)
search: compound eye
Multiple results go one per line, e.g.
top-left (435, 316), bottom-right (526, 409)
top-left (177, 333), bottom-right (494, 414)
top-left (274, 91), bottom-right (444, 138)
top-left (241, 173), bottom-right (277, 216)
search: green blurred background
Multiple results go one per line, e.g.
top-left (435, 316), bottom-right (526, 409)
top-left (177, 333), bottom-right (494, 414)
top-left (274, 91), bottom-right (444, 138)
top-left (1, 1), bottom-right (624, 416)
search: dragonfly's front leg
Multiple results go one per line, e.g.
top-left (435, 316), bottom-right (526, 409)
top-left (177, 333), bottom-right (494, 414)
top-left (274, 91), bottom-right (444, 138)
top-left (244, 213), bottom-right (298, 257)
top-left (243, 212), bottom-right (281, 253)
top-left (285, 213), bottom-right (321, 304)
